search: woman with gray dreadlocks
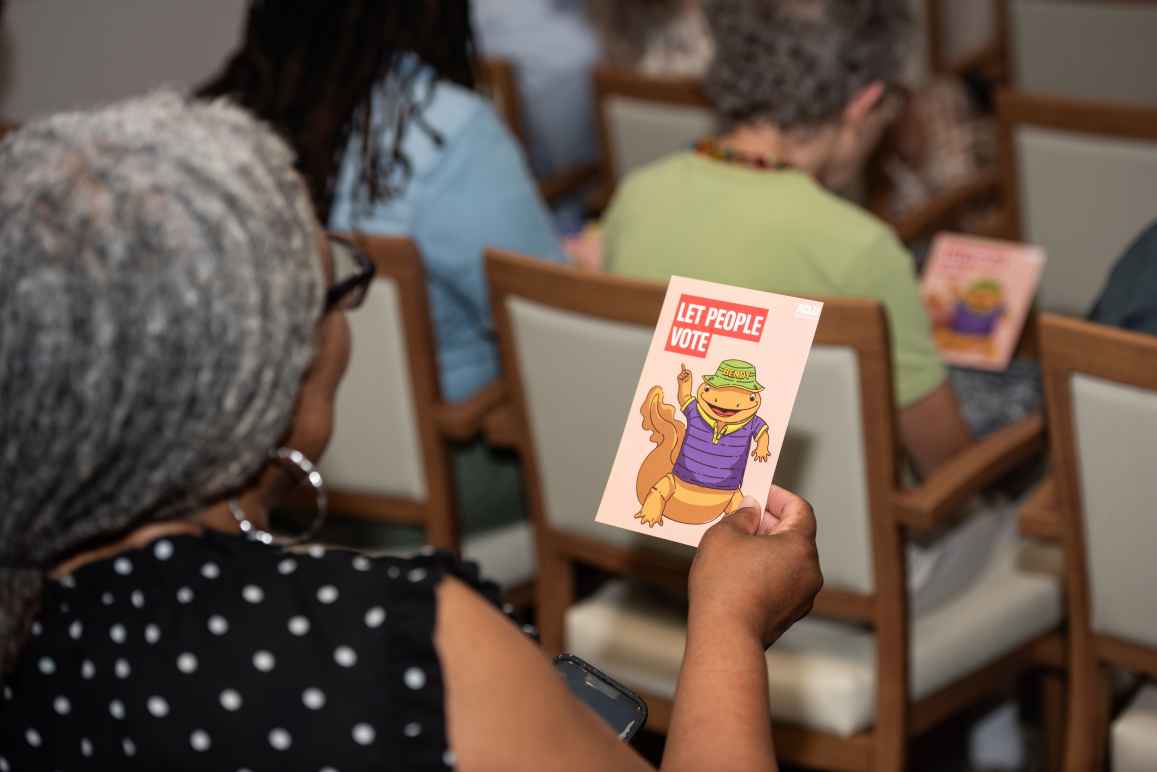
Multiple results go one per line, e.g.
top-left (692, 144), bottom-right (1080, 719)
top-left (0, 93), bottom-right (821, 771)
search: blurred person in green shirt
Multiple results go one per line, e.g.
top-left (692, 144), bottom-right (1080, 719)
top-left (601, 5), bottom-right (1031, 764)
top-left (604, 0), bottom-right (973, 481)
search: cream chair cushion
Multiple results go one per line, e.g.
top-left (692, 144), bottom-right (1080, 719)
top-left (606, 96), bottom-right (715, 181)
top-left (1012, 1), bottom-right (1157, 105)
top-left (1112, 684), bottom-right (1157, 772)
top-left (1072, 373), bottom-right (1157, 646)
top-left (321, 277), bottom-right (428, 501)
top-left (566, 536), bottom-right (1061, 736)
top-left (1017, 127), bottom-right (1157, 315)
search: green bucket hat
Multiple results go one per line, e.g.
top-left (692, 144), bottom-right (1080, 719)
top-left (702, 359), bottom-right (764, 392)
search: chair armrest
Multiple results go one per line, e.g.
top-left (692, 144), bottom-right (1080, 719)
top-left (538, 163), bottom-right (601, 206)
top-left (433, 381), bottom-right (508, 442)
top-left (1018, 476), bottom-right (1063, 542)
top-left (894, 414), bottom-right (1045, 531)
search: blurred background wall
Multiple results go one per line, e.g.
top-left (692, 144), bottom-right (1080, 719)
top-left (0, 0), bottom-right (246, 119)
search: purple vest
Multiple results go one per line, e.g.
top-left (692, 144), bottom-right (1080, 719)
top-left (673, 402), bottom-right (767, 490)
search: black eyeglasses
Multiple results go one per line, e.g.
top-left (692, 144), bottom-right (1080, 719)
top-left (325, 234), bottom-right (375, 312)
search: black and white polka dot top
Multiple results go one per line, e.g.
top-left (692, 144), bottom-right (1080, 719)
top-left (0, 531), bottom-right (505, 771)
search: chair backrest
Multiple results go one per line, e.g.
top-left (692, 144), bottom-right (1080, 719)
top-left (477, 56), bottom-right (528, 147)
top-left (781, 342), bottom-right (880, 595)
top-left (320, 235), bottom-right (457, 547)
top-left (594, 68), bottom-right (715, 191)
top-left (487, 251), bottom-right (899, 596)
top-left (488, 252), bottom-right (670, 556)
top-left (1040, 314), bottom-right (1157, 653)
top-left (1009, 0), bottom-right (1157, 106)
top-left (998, 91), bottom-right (1157, 316)
top-left (925, 0), bottom-right (1002, 74)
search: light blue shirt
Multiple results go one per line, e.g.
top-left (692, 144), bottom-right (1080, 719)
top-left (329, 65), bottom-right (567, 403)
top-left (472, 0), bottom-right (601, 178)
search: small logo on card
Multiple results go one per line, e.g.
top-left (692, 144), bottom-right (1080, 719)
top-left (795, 302), bottom-right (822, 319)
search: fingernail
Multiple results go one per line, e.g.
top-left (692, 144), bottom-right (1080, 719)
top-left (739, 495), bottom-right (760, 512)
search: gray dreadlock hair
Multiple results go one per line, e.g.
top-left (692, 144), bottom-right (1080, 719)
top-left (0, 92), bottom-right (324, 674)
top-left (703, 0), bottom-right (913, 131)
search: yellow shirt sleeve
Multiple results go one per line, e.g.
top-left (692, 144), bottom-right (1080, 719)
top-left (855, 231), bottom-right (947, 408)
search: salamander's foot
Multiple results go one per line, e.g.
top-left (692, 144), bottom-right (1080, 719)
top-left (634, 492), bottom-right (666, 528)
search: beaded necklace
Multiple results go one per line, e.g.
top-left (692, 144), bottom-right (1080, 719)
top-left (694, 138), bottom-right (792, 172)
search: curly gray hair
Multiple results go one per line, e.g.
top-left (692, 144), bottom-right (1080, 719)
top-left (0, 92), bottom-right (324, 673)
top-left (703, 0), bottom-right (913, 130)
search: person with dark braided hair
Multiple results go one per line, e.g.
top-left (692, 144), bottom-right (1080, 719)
top-left (199, 0), bottom-right (569, 544)
top-left (199, 0), bottom-right (567, 405)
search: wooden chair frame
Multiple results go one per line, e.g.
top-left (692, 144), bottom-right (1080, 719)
top-left (328, 234), bottom-right (509, 551)
top-left (477, 56), bottom-right (599, 206)
top-left (591, 67), bottom-right (710, 211)
top-left (1037, 314), bottom-right (1157, 770)
top-left (477, 56), bottom-right (529, 149)
top-left (487, 250), bottom-right (1056, 771)
top-left (997, 89), bottom-right (1157, 242)
top-left (926, 0), bottom-right (1009, 79)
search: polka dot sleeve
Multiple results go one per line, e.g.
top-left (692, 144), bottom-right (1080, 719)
top-left (373, 551), bottom-right (504, 770)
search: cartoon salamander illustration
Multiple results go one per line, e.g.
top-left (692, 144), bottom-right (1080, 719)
top-left (634, 359), bottom-right (770, 528)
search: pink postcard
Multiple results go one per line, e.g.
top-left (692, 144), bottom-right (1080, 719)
top-left (921, 233), bottom-right (1046, 371)
top-left (594, 276), bottom-right (822, 548)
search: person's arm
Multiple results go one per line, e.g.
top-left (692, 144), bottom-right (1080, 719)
top-left (663, 618), bottom-right (775, 771)
top-left (662, 488), bottom-right (821, 772)
top-left (437, 487), bottom-right (822, 772)
top-left (437, 576), bottom-right (651, 772)
top-left (1089, 219), bottom-right (1157, 335)
top-left (898, 380), bottom-right (973, 478)
top-left (857, 231), bottom-right (972, 475)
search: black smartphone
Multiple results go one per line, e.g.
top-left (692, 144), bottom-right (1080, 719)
top-left (553, 654), bottom-right (648, 741)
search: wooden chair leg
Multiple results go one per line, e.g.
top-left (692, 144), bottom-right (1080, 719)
top-left (1065, 662), bottom-right (1112, 772)
top-left (1040, 669), bottom-right (1066, 772)
top-left (1065, 631), bottom-right (1098, 772)
top-left (873, 739), bottom-right (907, 772)
top-left (535, 549), bottom-right (573, 657)
top-left (1090, 667), bottom-right (1113, 770)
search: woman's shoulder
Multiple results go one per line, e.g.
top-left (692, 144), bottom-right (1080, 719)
top-left (395, 73), bottom-right (507, 176)
top-left (5, 534), bottom-right (490, 771)
top-left (329, 66), bottom-right (508, 231)
top-left (607, 151), bottom-right (699, 209)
